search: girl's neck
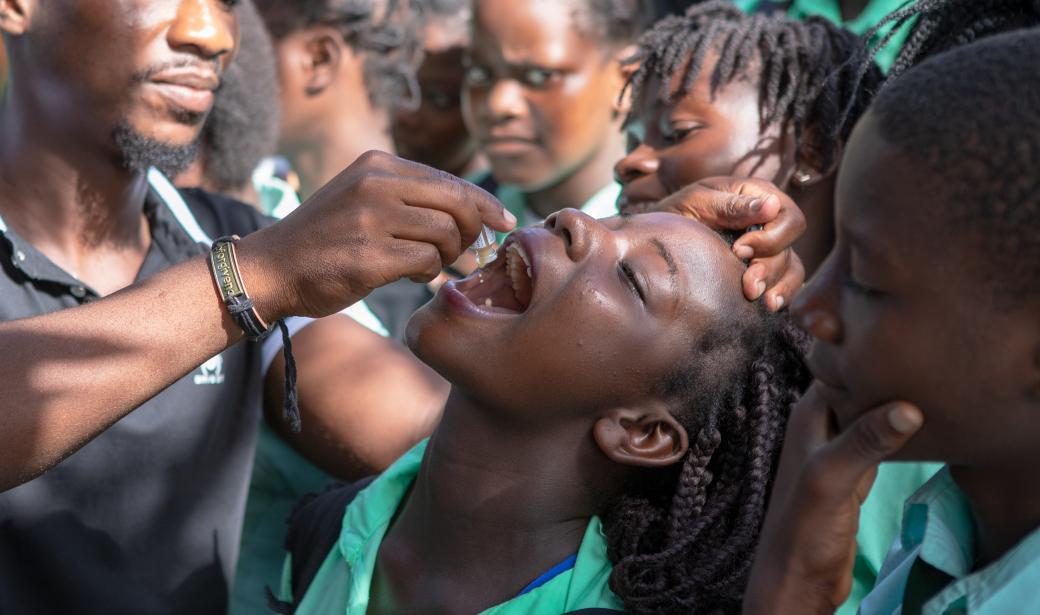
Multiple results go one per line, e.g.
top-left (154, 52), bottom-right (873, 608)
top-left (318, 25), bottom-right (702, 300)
top-left (950, 463), bottom-right (1040, 567)
top-left (524, 129), bottom-right (625, 219)
top-left (370, 388), bottom-right (613, 613)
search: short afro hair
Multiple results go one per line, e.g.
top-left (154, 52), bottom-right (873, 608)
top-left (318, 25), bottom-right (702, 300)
top-left (872, 28), bottom-right (1040, 304)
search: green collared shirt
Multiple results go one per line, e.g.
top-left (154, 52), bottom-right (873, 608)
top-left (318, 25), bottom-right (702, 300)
top-left (844, 462), bottom-right (943, 615)
top-left (282, 439), bottom-right (625, 614)
top-left (495, 182), bottom-right (621, 242)
top-left (732, 0), bottom-right (916, 72)
top-left (861, 467), bottom-right (1040, 614)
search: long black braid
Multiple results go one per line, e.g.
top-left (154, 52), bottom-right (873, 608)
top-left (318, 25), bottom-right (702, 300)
top-left (254, 0), bottom-right (424, 110)
top-left (625, 1), bottom-right (882, 172)
top-left (838, 0), bottom-right (1040, 130)
top-left (877, 0), bottom-right (1040, 78)
top-left (603, 309), bottom-right (812, 614)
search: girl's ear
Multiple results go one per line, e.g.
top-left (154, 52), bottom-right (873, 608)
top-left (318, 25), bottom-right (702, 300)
top-left (298, 27), bottom-right (345, 97)
top-left (0, 0), bottom-right (32, 36)
top-left (593, 404), bottom-right (689, 468)
top-left (785, 127), bottom-right (840, 190)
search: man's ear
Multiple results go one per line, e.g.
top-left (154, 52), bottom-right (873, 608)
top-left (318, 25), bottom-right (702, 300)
top-left (611, 44), bottom-right (639, 117)
top-left (298, 27), bottom-right (346, 97)
top-left (593, 404), bottom-right (689, 468)
top-left (0, 0), bottom-right (32, 36)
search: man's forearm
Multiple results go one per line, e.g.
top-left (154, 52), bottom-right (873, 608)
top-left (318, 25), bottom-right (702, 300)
top-left (0, 256), bottom-right (242, 491)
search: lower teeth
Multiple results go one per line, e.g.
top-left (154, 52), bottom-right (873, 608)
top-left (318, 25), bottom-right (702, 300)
top-left (485, 298), bottom-right (493, 307)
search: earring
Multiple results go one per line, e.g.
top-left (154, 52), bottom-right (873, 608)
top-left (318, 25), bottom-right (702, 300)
top-left (793, 169), bottom-right (813, 186)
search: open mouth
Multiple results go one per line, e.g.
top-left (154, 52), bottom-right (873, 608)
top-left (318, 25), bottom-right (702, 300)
top-left (451, 236), bottom-right (535, 315)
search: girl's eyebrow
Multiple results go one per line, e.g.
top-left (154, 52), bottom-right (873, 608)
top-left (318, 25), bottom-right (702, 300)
top-left (651, 238), bottom-right (679, 278)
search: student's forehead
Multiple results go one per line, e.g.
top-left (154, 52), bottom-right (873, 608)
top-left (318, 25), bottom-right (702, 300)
top-left (472, 0), bottom-right (597, 60)
top-left (837, 114), bottom-right (938, 244)
top-left (637, 48), bottom-right (761, 119)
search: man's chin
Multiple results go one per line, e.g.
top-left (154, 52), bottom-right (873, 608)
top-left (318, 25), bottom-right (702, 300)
top-left (112, 121), bottom-right (199, 178)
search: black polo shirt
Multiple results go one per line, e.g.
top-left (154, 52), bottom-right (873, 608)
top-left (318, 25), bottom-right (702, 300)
top-left (0, 172), bottom-right (272, 614)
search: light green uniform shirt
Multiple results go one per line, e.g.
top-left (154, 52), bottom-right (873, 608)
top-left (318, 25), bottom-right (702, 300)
top-left (860, 466), bottom-right (1040, 614)
top-left (844, 462), bottom-right (943, 615)
top-left (495, 182), bottom-right (621, 242)
top-left (283, 439), bottom-right (626, 614)
top-left (732, 0), bottom-right (916, 72)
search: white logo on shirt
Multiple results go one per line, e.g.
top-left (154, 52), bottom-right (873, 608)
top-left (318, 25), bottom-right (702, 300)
top-left (194, 354), bottom-right (226, 385)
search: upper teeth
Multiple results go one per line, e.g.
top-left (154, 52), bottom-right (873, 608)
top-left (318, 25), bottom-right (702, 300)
top-left (510, 242), bottom-right (531, 268)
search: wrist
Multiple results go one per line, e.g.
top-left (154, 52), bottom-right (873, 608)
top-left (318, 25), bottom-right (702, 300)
top-left (233, 231), bottom-right (290, 324)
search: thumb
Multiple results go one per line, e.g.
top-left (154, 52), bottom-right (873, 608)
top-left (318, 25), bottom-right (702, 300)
top-left (653, 177), bottom-right (783, 230)
top-left (817, 402), bottom-right (924, 490)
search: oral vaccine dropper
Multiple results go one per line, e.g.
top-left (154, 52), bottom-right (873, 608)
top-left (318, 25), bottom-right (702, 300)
top-left (471, 224), bottom-right (498, 267)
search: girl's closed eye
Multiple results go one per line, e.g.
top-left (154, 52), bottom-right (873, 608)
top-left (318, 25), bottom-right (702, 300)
top-left (618, 261), bottom-right (647, 304)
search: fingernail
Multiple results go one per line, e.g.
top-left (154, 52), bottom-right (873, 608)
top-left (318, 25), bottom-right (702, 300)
top-left (773, 294), bottom-right (785, 310)
top-left (503, 210), bottom-right (518, 226)
top-left (749, 198), bottom-right (763, 213)
top-left (887, 405), bottom-right (922, 434)
top-left (734, 245), bottom-right (754, 260)
top-left (755, 280), bottom-right (766, 298)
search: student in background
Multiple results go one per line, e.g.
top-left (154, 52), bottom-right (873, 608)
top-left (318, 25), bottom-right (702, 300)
top-left (255, 0), bottom-right (435, 339)
top-left (616, 3), bottom-right (878, 288)
top-left (745, 28), bottom-right (1040, 615)
top-left (255, 0), bottom-right (422, 200)
top-left (392, 0), bottom-right (488, 184)
top-left (463, 0), bottom-right (657, 237)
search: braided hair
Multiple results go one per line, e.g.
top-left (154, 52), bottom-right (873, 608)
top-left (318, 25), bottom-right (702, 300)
top-left (603, 308), bottom-right (812, 614)
top-left (625, 1), bottom-right (882, 172)
top-left (254, 0), bottom-right (423, 110)
top-left (873, 0), bottom-right (1040, 79)
top-left (837, 0), bottom-right (1040, 129)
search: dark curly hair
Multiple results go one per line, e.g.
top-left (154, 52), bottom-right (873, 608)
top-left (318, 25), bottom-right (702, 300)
top-left (571, 0), bottom-right (661, 49)
top-left (603, 306), bottom-right (812, 614)
top-left (254, 0), bottom-right (424, 110)
top-left (625, 1), bottom-right (883, 172)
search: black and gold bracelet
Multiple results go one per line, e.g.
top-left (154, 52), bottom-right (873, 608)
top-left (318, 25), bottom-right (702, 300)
top-left (209, 235), bottom-right (302, 433)
top-left (209, 235), bottom-right (271, 341)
